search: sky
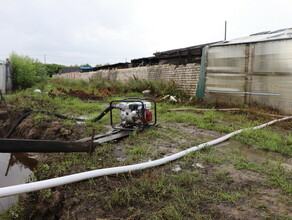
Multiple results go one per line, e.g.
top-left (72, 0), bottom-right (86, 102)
top-left (0, 0), bottom-right (291, 66)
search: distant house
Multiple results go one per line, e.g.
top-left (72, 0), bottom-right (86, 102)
top-left (153, 42), bottom-right (217, 65)
top-left (62, 67), bottom-right (81, 73)
top-left (95, 63), bottom-right (130, 70)
top-left (97, 42), bottom-right (217, 69)
top-left (0, 59), bottom-right (12, 94)
top-left (131, 57), bottom-right (159, 67)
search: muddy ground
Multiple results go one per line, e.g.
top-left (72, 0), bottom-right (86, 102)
top-left (0, 108), bottom-right (291, 219)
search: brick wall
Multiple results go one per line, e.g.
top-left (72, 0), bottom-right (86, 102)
top-left (148, 64), bottom-right (200, 95)
top-left (58, 63), bottom-right (201, 96)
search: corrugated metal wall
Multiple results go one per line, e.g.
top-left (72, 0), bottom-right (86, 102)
top-left (204, 39), bottom-right (292, 114)
top-left (0, 60), bottom-right (12, 94)
top-left (0, 62), bottom-right (6, 93)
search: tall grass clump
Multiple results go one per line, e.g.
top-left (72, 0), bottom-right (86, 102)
top-left (90, 77), bottom-right (189, 99)
top-left (47, 78), bottom-right (89, 91)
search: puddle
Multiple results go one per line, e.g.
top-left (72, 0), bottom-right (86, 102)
top-left (217, 140), bottom-right (292, 170)
top-left (162, 124), bottom-right (292, 170)
top-left (170, 123), bottom-right (292, 170)
top-left (176, 123), bottom-right (292, 170)
top-left (0, 153), bottom-right (38, 212)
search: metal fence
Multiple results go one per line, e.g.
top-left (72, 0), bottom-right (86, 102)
top-left (0, 59), bottom-right (12, 94)
top-left (203, 37), bottom-right (292, 115)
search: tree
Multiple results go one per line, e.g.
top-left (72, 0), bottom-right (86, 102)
top-left (80, 63), bottom-right (91, 67)
top-left (45, 64), bottom-right (65, 76)
top-left (10, 53), bottom-right (48, 89)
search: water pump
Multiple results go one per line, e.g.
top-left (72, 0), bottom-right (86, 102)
top-left (110, 97), bottom-right (156, 131)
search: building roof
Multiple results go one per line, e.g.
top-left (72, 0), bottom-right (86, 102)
top-left (153, 42), bottom-right (219, 58)
top-left (131, 56), bottom-right (157, 62)
top-left (80, 67), bottom-right (95, 70)
top-left (95, 62), bottom-right (130, 70)
top-left (214, 28), bottom-right (292, 46)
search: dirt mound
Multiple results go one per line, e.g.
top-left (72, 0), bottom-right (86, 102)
top-left (0, 110), bottom-right (24, 138)
top-left (0, 110), bottom-right (85, 141)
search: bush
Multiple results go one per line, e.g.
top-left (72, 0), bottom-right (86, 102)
top-left (10, 53), bottom-right (48, 89)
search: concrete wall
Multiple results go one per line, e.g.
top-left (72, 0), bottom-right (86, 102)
top-left (58, 63), bottom-right (201, 96)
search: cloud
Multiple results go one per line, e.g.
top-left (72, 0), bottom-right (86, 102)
top-left (1, 0), bottom-right (292, 65)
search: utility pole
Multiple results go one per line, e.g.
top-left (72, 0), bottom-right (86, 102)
top-left (44, 54), bottom-right (46, 64)
top-left (224, 21), bottom-right (227, 41)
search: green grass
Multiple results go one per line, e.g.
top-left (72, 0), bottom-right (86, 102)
top-left (234, 129), bottom-right (292, 156)
top-left (159, 108), bottom-right (259, 134)
top-left (99, 169), bottom-right (244, 219)
top-left (127, 145), bottom-right (148, 160)
top-left (8, 89), bottom-right (104, 116)
top-left (43, 78), bottom-right (89, 91)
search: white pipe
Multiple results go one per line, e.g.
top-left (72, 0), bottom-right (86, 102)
top-left (0, 116), bottom-right (291, 198)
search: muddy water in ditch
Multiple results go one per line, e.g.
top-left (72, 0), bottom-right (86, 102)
top-left (0, 153), bottom-right (38, 212)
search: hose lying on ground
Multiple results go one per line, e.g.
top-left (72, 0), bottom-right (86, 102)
top-left (5, 111), bottom-right (33, 138)
top-left (0, 115), bottom-right (291, 198)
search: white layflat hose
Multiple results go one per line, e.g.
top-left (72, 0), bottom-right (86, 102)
top-left (0, 116), bottom-right (291, 198)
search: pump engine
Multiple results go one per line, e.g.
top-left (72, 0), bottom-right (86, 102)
top-left (118, 101), bottom-right (152, 126)
top-left (110, 98), bottom-right (156, 130)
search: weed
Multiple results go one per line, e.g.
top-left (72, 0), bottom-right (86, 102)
top-left (127, 146), bottom-right (148, 159)
top-left (33, 113), bottom-right (47, 128)
top-left (158, 205), bottom-right (184, 219)
top-left (215, 191), bottom-right (242, 204)
top-left (49, 78), bottom-right (88, 91)
top-left (88, 178), bottom-right (96, 186)
top-left (257, 203), bottom-right (268, 211)
top-left (109, 187), bottom-right (132, 208)
top-left (234, 156), bottom-right (263, 172)
top-left (63, 120), bottom-right (75, 130)
top-left (201, 152), bottom-right (225, 164)
top-left (41, 189), bottom-right (53, 199)
top-left (266, 163), bottom-right (292, 196)
top-left (84, 120), bottom-right (107, 136)
top-left (213, 168), bottom-right (233, 183)
top-left (86, 76), bottom-right (190, 100)
top-left (234, 129), bottom-right (292, 156)
top-left (0, 202), bottom-right (24, 219)
top-left (85, 192), bottom-right (96, 199)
